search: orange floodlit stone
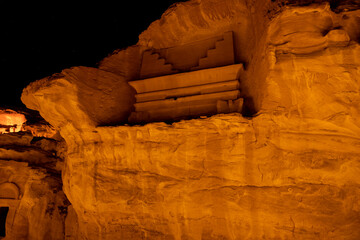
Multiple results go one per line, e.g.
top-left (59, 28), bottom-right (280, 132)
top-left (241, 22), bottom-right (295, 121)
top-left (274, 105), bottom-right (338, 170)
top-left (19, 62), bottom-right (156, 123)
top-left (0, 109), bottom-right (26, 134)
top-left (2, 1), bottom-right (360, 239)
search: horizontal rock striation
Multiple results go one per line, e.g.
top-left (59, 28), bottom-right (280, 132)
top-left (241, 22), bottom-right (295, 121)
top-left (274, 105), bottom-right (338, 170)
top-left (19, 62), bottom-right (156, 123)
top-left (20, 0), bottom-right (360, 239)
top-left (55, 113), bottom-right (360, 239)
top-left (0, 108), bottom-right (70, 240)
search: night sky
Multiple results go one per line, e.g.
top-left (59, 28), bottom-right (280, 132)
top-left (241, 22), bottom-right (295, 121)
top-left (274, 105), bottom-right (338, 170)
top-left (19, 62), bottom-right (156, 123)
top-left (1, 2), bottom-right (186, 109)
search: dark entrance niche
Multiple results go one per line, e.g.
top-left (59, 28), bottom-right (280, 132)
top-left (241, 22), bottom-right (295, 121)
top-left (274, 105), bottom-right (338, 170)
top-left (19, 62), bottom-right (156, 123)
top-left (0, 207), bottom-right (9, 237)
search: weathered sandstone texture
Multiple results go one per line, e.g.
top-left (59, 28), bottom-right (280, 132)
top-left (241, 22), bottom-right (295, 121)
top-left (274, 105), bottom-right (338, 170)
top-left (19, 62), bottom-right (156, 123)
top-left (0, 109), bottom-right (26, 134)
top-left (0, 112), bottom-right (69, 239)
top-left (19, 0), bottom-right (360, 239)
top-left (22, 67), bottom-right (135, 127)
top-left (0, 160), bottom-right (68, 239)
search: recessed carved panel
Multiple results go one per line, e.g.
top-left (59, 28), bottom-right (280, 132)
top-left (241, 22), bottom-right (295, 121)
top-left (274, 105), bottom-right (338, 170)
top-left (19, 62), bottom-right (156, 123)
top-left (140, 32), bottom-right (235, 79)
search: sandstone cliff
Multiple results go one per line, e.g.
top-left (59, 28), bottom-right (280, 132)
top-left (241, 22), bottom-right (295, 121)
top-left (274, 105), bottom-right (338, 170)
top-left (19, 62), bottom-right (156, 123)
top-left (0, 110), bottom-right (68, 239)
top-left (20, 0), bottom-right (360, 239)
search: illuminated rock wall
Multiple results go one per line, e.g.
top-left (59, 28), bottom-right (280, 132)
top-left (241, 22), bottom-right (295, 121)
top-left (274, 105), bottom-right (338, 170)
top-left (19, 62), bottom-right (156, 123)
top-left (0, 130), bottom-right (68, 240)
top-left (0, 109), bottom-right (26, 134)
top-left (0, 161), bottom-right (68, 240)
top-left (20, 0), bottom-right (360, 239)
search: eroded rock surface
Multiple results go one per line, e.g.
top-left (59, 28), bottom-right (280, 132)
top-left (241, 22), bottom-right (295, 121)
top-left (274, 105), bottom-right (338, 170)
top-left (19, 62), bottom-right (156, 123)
top-left (0, 109), bottom-right (26, 133)
top-left (22, 66), bottom-right (136, 128)
top-left (20, 0), bottom-right (360, 239)
top-left (0, 109), bottom-right (69, 240)
top-left (0, 160), bottom-right (69, 240)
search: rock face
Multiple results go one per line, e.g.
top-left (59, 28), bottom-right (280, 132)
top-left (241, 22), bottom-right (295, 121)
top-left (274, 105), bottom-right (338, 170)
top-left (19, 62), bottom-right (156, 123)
top-left (22, 66), bottom-right (136, 128)
top-left (19, 0), bottom-right (360, 239)
top-left (0, 109), bottom-right (26, 133)
top-left (0, 161), bottom-right (68, 240)
top-left (0, 111), bottom-right (69, 239)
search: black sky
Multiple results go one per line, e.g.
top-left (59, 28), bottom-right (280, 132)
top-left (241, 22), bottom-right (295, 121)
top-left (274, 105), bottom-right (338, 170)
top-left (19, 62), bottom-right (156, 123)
top-left (0, 2), bottom-right (186, 108)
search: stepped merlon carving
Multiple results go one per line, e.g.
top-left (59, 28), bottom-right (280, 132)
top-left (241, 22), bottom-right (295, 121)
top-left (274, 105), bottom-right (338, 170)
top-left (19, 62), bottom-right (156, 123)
top-left (131, 32), bottom-right (241, 123)
top-left (191, 31), bottom-right (235, 71)
top-left (139, 32), bottom-right (235, 79)
top-left (140, 51), bottom-right (178, 79)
